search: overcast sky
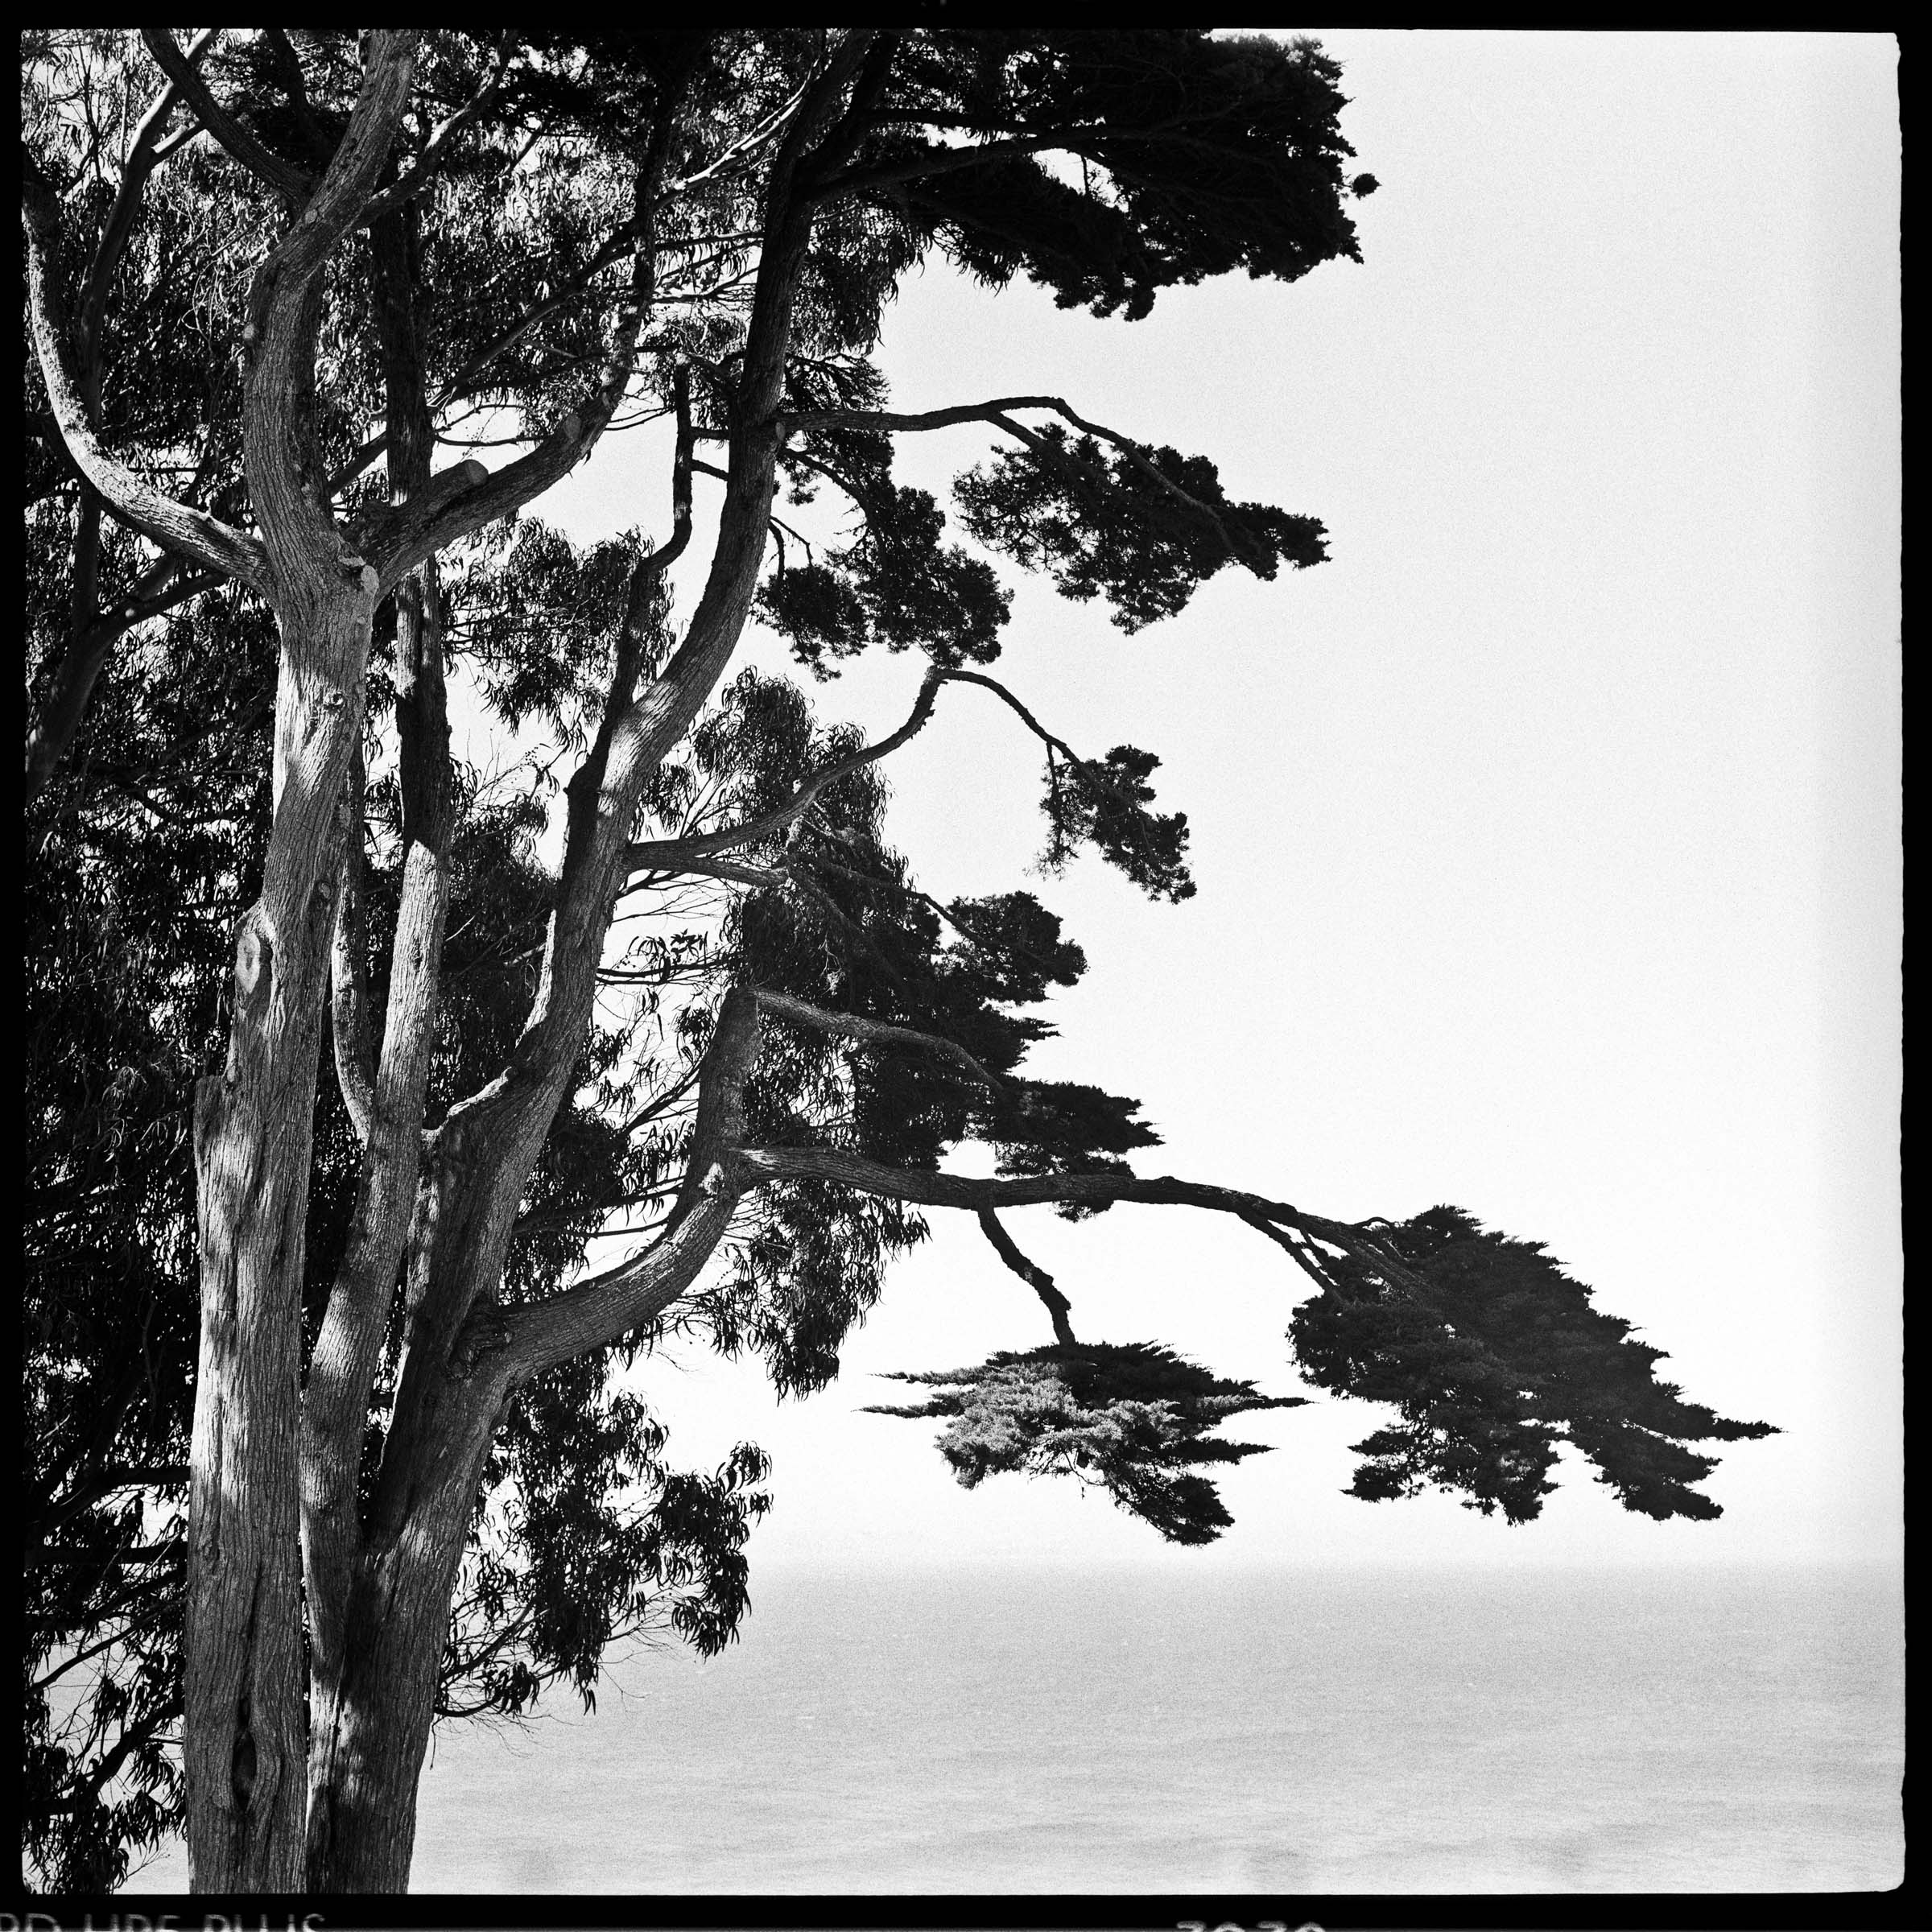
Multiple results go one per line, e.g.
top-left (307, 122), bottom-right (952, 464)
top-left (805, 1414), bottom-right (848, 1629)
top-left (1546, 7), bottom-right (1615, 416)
top-left (520, 30), bottom-right (1901, 1577)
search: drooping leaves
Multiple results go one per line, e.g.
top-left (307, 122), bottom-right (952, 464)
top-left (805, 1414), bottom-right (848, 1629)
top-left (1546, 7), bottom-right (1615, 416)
top-left (1289, 1207), bottom-right (1779, 1524)
top-left (449, 519), bottom-right (649, 741)
top-left (448, 1349), bottom-right (772, 1718)
top-left (866, 1342), bottom-right (1309, 1544)
top-left (1039, 742), bottom-right (1195, 904)
top-left (956, 423), bottom-right (1327, 632)
top-left (760, 381), bottom-right (1012, 675)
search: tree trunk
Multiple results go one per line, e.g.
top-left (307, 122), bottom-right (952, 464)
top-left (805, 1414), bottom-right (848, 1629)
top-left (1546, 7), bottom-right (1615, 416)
top-left (304, 1199), bottom-right (520, 1895)
top-left (303, 1391), bottom-right (509, 1891)
top-left (186, 583), bottom-right (375, 1890)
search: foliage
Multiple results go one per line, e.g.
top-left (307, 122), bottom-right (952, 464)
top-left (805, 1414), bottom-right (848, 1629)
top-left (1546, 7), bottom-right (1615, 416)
top-left (873, 31), bottom-right (1367, 320)
top-left (448, 1353), bottom-right (770, 1717)
top-left (761, 406), bottom-right (1011, 677)
top-left (867, 1343), bottom-right (1309, 1545)
top-left (1290, 1207), bottom-right (1780, 1524)
top-left (20, 24), bottom-right (1776, 1894)
top-left (869, 1208), bottom-right (1778, 1544)
top-left (956, 426), bottom-right (1327, 633)
top-left (23, 573), bottom-right (274, 1889)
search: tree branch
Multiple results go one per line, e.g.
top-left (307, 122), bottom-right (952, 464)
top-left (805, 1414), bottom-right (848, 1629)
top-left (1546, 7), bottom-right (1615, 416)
top-left (241, 29), bottom-right (419, 593)
top-left (139, 28), bottom-right (312, 205)
top-left (736, 1145), bottom-right (1419, 1290)
top-left (364, 101), bottom-right (683, 591)
top-left (784, 393), bottom-right (1268, 571)
top-left (756, 988), bottom-right (1018, 1099)
top-left (935, 667), bottom-right (1155, 822)
top-left (355, 40), bottom-right (517, 229)
top-left (979, 1208), bottom-right (1075, 1344)
top-left (661, 71), bottom-right (812, 196)
top-left (642, 364), bottom-right (696, 575)
top-left (303, 225), bottom-right (462, 1674)
top-left (501, 987), bottom-right (764, 1377)
top-left (22, 151), bottom-right (270, 591)
top-left (811, 132), bottom-right (1068, 203)
top-left (82, 31), bottom-right (216, 371)
top-left (383, 42), bottom-right (886, 1467)
top-left (626, 666), bottom-right (943, 871)
top-left (326, 748), bottom-right (378, 1144)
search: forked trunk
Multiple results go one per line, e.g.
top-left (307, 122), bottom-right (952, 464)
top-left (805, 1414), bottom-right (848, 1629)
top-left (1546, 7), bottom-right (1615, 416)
top-left (185, 585), bottom-right (374, 1889)
top-left (303, 1290), bottom-right (515, 1893)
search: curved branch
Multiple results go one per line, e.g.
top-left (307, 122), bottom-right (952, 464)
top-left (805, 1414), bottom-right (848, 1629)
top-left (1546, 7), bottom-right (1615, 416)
top-left (355, 40), bottom-right (516, 229)
top-left (626, 667), bottom-right (942, 870)
top-left (662, 72), bottom-right (813, 196)
top-left (625, 663), bottom-right (1149, 919)
top-left (242, 29), bottom-right (419, 592)
top-left (755, 988), bottom-right (1018, 1099)
top-left (83, 31), bottom-right (216, 370)
top-left (140, 28), bottom-right (312, 205)
top-left (441, 57), bottom-right (849, 1138)
top-left (367, 101), bottom-right (683, 591)
top-left (937, 668), bottom-right (1153, 821)
top-left (979, 1208), bottom-right (1075, 1344)
top-left (501, 987), bottom-right (764, 1378)
top-left (397, 43), bottom-right (887, 1427)
top-left (785, 393), bottom-right (1265, 570)
top-left (642, 364), bottom-right (696, 574)
top-left (22, 152), bottom-right (270, 590)
top-left (737, 1145), bottom-right (1418, 1289)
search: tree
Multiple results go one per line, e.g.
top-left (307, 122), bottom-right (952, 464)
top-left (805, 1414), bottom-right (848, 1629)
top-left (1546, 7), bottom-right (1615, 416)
top-left (22, 28), bottom-right (1776, 1894)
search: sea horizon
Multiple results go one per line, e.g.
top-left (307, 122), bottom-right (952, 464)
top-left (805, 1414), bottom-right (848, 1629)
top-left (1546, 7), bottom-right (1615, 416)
top-left (121, 1554), bottom-right (1904, 1897)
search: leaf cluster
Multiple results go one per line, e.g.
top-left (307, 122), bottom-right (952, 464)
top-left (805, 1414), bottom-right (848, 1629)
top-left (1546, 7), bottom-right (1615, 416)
top-left (956, 424), bottom-right (1326, 633)
top-left (869, 31), bottom-right (1364, 320)
top-left (1289, 1207), bottom-right (1779, 1523)
top-left (760, 365), bottom-right (1011, 677)
top-left (23, 557), bottom-right (275, 1890)
top-left (868, 1342), bottom-right (1309, 1545)
top-left (1038, 742), bottom-right (1194, 905)
top-left (448, 1349), bottom-right (771, 1719)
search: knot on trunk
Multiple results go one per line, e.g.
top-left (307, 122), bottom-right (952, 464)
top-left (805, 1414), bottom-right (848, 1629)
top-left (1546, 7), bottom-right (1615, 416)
top-left (230, 1722), bottom-right (257, 1807)
top-left (450, 1304), bottom-right (513, 1380)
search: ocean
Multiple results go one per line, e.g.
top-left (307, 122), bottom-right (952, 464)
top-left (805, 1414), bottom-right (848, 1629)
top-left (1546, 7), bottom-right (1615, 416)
top-left (126, 1560), bottom-right (1902, 1895)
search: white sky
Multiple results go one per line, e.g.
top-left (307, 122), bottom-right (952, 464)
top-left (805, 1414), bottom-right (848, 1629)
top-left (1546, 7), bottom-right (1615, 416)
top-left (518, 30), bottom-right (1901, 1578)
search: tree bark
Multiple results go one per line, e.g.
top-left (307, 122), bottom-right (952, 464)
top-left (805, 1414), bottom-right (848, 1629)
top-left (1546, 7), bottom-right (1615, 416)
top-left (302, 192), bottom-right (462, 1888)
top-left (186, 580), bottom-right (379, 1890)
top-left (180, 34), bottom-right (420, 1889)
top-left (303, 1346), bottom-right (510, 1893)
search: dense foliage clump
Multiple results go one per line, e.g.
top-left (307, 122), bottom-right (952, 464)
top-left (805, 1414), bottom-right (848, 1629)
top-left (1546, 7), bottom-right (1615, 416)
top-left (868, 1343), bottom-right (1308, 1544)
top-left (1290, 1207), bottom-right (1780, 1523)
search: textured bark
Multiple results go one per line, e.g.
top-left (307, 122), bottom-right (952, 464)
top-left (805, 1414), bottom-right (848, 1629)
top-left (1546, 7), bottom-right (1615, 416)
top-left (302, 196), bottom-right (466, 1892)
top-left (302, 989), bottom-right (762, 1892)
top-left (302, 1352), bottom-right (510, 1893)
top-left (20, 147), bottom-right (270, 593)
top-left (180, 34), bottom-right (420, 1892)
top-left (299, 69), bottom-right (709, 1893)
top-left (186, 581), bottom-right (378, 1890)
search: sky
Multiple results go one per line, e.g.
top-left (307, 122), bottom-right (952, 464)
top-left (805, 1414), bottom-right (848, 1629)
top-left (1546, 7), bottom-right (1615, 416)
top-left (511, 30), bottom-right (1901, 1579)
